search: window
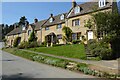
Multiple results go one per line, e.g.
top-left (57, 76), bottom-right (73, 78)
top-left (72, 32), bottom-right (81, 40)
top-left (74, 6), bottom-right (80, 14)
top-left (22, 25), bottom-right (26, 30)
top-left (72, 19), bottom-right (80, 26)
top-left (49, 17), bottom-right (53, 23)
top-left (57, 24), bottom-right (62, 29)
top-left (72, 33), bottom-right (77, 40)
top-left (28, 30), bottom-right (31, 36)
top-left (45, 27), bottom-right (49, 31)
top-left (60, 14), bottom-right (64, 20)
top-left (57, 34), bottom-right (62, 39)
top-left (99, 0), bottom-right (106, 7)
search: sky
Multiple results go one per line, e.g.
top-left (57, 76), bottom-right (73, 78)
top-left (1, 0), bottom-right (120, 25)
top-left (2, 2), bottom-right (79, 25)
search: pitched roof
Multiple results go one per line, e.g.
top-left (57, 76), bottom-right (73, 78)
top-left (34, 19), bottom-right (47, 30)
top-left (67, 1), bottom-right (112, 18)
top-left (43, 13), bottom-right (67, 27)
top-left (6, 27), bottom-right (22, 36)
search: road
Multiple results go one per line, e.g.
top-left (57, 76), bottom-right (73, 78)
top-left (1, 50), bottom-right (95, 79)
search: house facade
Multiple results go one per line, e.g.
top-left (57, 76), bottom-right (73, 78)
top-left (6, 0), bottom-right (117, 47)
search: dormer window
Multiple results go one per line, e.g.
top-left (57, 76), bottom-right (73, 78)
top-left (99, 0), bottom-right (106, 8)
top-left (22, 25), bottom-right (26, 30)
top-left (74, 6), bottom-right (80, 14)
top-left (60, 14), bottom-right (64, 20)
top-left (49, 17), bottom-right (53, 23)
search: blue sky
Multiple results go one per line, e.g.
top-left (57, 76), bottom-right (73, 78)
top-left (2, 2), bottom-right (81, 25)
top-left (2, 0), bottom-right (120, 25)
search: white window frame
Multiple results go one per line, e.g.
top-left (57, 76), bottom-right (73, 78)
top-left (74, 6), bottom-right (80, 14)
top-left (99, 0), bottom-right (106, 8)
top-left (49, 17), bottom-right (53, 23)
top-left (72, 19), bottom-right (80, 26)
top-left (60, 14), bottom-right (64, 20)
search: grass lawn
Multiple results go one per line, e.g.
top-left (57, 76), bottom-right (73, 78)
top-left (28, 44), bottom-right (87, 60)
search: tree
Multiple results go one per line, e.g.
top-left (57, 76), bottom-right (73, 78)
top-left (19, 16), bottom-right (27, 26)
top-left (28, 31), bottom-right (37, 43)
top-left (92, 10), bottom-right (120, 59)
top-left (62, 26), bottom-right (72, 43)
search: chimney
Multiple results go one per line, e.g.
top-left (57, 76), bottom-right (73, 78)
top-left (72, 0), bottom-right (77, 8)
top-left (50, 13), bottom-right (53, 17)
top-left (34, 18), bottom-right (38, 23)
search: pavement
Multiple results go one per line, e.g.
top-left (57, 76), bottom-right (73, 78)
top-left (1, 50), bottom-right (96, 78)
top-left (21, 49), bottom-right (119, 74)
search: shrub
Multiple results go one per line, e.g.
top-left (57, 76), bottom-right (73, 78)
top-left (99, 48), bottom-right (113, 60)
top-left (28, 41), bottom-right (39, 48)
top-left (18, 41), bottom-right (29, 49)
top-left (41, 41), bottom-right (47, 47)
top-left (28, 31), bottom-right (37, 43)
top-left (72, 40), bottom-right (81, 44)
top-left (87, 39), bottom-right (96, 45)
top-left (87, 39), bottom-right (113, 60)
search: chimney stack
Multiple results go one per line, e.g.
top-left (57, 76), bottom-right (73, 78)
top-left (72, 0), bottom-right (77, 8)
top-left (50, 13), bottom-right (53, 17)
top-left (34, 18), bottom-right (38, 23)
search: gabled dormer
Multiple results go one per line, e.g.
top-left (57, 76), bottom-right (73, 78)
top-left (74, 6), bottom-right (80, 14)
top-left (60, 14), bottom-right (65, 20)
top-left (99, 0), bottom-right (106, 8)
top-left (22, 25), bottom-right (26, 31)
top-left (49, 14), bottom-right (54, 23)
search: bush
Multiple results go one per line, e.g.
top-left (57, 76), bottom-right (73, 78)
top-left (18, 41), bottom-right (39, 49)
top-left (28, 31), bottom-right (37, 43)
top-left (28, 41), bottom-right (39, 48)
top-left (87, 39), bottom-right (113, 60)
top-left (99, 48), bottom-right (113, 60)
top-left (72, 40), bottom-right (81, 44)
top-left (87, 39), bottom-right (97, 45)
top-left (41, 41), bottom-right (47, 47)
top-left (18, 41), bottom-right (29, 49)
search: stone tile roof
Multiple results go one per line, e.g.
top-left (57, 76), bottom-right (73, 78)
top-left (67, 1), bottom-right (112, 18)
top-left (43, 13), bottom-right (67, 27)
top-left (34, 20), bottom-right (47, 30)
top-left (6, 27), bottom-right (22, 36)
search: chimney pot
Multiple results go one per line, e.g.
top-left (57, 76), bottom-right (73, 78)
top-left (50, 14), bottom-right (53, 17)
top-left (34, 18), bottom-right (38, 23)
top-left (72, 0), bottom-right (77, 8)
